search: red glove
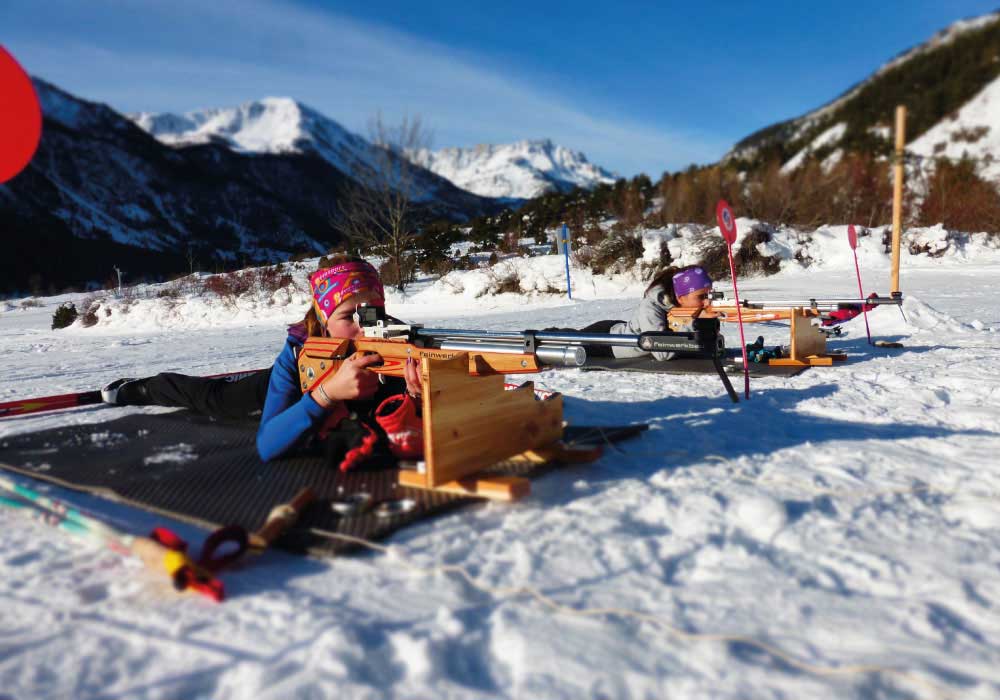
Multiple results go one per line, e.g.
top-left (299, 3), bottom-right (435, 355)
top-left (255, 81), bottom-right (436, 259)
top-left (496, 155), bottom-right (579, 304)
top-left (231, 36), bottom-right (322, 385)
top-left (374, 393), bottom-right (424, 460)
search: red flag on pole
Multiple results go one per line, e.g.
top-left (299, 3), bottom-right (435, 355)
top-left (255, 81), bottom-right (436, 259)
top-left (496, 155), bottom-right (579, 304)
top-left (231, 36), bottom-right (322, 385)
top-left (847, 225), bottom-right (873, 345)
top-left (715, 200), bottom-right (750, 400)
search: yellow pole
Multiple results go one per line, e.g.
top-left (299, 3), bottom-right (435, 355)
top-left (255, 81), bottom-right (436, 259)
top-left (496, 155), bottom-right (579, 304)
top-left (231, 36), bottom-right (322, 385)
top-left (890, 105), bottom-right (906, 295)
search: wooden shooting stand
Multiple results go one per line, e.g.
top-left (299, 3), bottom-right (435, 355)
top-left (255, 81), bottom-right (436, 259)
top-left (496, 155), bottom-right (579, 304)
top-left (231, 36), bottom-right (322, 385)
top-left (767, 309), bottom-right (847, 367)
top-left (672, 307), bottom-right (847, 368)
top-left (396, 354), bottom-right (602, 501)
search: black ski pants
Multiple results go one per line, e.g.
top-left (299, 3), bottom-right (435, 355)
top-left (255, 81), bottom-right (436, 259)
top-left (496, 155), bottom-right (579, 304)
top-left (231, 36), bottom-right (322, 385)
top-left (137, 369), bottom-right (272, 420)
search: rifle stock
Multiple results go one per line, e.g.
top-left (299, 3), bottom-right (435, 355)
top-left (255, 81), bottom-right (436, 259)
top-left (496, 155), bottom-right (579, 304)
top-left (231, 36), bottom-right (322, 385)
top-left (297, 337), bottom-right (549, 393)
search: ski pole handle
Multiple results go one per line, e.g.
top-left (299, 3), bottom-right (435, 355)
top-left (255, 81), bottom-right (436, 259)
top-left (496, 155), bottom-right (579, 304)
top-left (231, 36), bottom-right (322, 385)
top-left (250, 487), bottom-right (317, 550)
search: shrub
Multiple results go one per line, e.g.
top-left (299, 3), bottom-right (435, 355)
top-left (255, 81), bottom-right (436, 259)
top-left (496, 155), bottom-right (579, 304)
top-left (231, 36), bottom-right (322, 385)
top-left (587, 232), bottom-right (644, 275)
top-left (917, 157), bottom-right (1000, 233)
top-left (420, 256), bottom-right (454, 277)
top-left (78, 295), bottom-right (101, 327)
top-left (252, 265), bottom-right (294, 295)
top-left (377, 255), bottom-right (416, 290)
top-left (479, 263), bottom-right (522, 296)
top-left (203, 271), bottom-right (252, 305)
top-left (698, 240), bottom-right (733, 281)
top-left (736, 224), bottom-right (781, 276)
top-left (156, 286), bottom-right (181, 299)
top-left (492, 273), bottom-right (522, 294)
top-left (51, 302), bottom-right (78, 329)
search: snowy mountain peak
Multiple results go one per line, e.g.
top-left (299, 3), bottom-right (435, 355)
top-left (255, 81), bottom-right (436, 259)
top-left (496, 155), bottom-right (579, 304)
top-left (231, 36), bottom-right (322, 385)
top-left (131, 100), bottom-right (617, 200)
top-left (129, 98), bottom-right (405, 181)
top-left (410, 138), bottom-right (618, 199)
top-left (130, 97), bottom-right (341, 154)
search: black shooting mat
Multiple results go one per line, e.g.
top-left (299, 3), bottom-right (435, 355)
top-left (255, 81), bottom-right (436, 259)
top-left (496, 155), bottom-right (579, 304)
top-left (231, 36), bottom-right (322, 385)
top-left (0, 411), bottom-right (647, 556)
top-left (580, 354), bottom-right (809, 377)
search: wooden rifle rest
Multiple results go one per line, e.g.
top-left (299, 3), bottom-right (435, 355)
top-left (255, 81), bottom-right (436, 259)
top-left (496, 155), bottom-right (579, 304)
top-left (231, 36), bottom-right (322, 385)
top-left (395, 354), bottom-right (600, 501)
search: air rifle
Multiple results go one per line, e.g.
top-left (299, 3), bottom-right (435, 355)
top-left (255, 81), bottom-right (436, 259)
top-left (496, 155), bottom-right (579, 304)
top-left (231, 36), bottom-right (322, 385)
top-left (297, 306), bottom-right (739, 402)
top-left (694, 292), bottom-right (903, 324)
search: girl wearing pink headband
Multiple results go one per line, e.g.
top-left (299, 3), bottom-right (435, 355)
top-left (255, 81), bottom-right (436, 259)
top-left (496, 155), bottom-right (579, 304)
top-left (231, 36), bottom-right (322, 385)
top-left (103, 255), bottom-right (422, 470)
top-left (256, 255), bottom-right (422, 467)
top-left (308, 260), bottom-right (385, 325)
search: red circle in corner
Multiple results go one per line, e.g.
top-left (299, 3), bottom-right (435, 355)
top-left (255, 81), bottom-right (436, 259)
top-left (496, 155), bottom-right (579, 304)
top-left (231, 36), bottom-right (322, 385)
top-left (847, 224), bottom-right (858, 250)
top-left (716, 199), bottom-right (737, 245)
top-left (0, 46), bottom-right (42, 184)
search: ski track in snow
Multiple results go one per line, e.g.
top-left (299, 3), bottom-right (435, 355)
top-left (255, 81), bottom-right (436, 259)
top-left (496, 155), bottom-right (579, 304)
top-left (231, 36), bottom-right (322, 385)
top-left (1, 263), bottom-right (1000, 699)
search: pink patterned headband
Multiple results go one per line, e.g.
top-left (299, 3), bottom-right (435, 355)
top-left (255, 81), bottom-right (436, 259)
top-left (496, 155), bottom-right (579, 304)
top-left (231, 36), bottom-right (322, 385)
top-left (309, 261), bottom-right (384, 323)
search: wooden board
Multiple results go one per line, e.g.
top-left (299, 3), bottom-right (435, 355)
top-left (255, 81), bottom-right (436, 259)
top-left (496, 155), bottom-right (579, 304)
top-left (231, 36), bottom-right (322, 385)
top-left (788, 309), bottom-right (827, 360)
top-left (419, 354), bottom-right (564, 488)
top-left (397, 439), bottom-right (605, 501)
top-left (770, 353), bottom-right (847, 367)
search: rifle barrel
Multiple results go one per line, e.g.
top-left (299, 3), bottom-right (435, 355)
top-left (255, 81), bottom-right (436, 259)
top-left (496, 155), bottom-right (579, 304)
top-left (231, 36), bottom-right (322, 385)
top-left (715, 295), bottom-right (902, 308)
top-left (418, 327), bottom-right (720, 359)
top-left (436, 340), bottom-right (586, 367)
top-left (418, 327), bottom-right (660, 347)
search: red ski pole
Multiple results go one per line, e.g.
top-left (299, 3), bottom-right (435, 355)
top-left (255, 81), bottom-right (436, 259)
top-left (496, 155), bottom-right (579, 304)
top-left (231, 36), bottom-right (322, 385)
top-left (847, 225), bottom-right (873, 345)
top-left (715, 200), bottom-right (750, 400)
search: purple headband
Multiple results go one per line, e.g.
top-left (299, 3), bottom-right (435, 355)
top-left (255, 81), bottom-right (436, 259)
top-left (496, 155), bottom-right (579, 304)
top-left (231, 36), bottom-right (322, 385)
top-left (672, 267), bottom-right (713, 298)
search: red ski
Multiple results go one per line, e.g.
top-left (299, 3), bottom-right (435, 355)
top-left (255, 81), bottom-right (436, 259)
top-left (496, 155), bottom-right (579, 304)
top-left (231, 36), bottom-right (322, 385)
top-left (0, 390), bottom-right (103, 417)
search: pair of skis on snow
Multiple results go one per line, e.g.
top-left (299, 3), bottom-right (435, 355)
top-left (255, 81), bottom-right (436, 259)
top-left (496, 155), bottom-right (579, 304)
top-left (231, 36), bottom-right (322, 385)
top-left (0, 472), bottom-right (315, 602)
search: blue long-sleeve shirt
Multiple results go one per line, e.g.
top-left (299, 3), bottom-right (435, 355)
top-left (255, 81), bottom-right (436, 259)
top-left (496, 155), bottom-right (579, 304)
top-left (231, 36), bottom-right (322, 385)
top-left (256, 337), bottom-right (329, 462)
top-left (256, 327), bottom-right (407, 462)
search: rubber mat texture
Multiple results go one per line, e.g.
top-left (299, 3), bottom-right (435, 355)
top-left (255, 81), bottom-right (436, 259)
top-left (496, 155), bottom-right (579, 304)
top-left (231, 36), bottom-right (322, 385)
top-left (0, 412), bottom-right (646, 556)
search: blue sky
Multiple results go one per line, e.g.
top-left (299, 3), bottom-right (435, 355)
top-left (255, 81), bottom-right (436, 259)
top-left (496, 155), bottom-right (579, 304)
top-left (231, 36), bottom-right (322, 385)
top-left (3, 0), bottom-right (998, 178)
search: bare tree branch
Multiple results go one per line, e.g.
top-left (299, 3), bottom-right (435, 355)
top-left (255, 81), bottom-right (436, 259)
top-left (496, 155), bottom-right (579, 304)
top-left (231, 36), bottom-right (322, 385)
top-left (333, 113), bottom-right (432, 291)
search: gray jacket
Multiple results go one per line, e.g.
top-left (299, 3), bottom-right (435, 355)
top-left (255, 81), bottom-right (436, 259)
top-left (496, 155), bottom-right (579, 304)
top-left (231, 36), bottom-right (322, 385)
top-left (610, 284), bottom-right (676, 360)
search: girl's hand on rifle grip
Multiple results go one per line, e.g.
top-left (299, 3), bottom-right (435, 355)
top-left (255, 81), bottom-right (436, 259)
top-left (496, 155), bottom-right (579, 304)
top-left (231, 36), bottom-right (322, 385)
top-left (314, 352), bottom-right (381, 405)
top-left (404, 356), bottom-right (423, 398)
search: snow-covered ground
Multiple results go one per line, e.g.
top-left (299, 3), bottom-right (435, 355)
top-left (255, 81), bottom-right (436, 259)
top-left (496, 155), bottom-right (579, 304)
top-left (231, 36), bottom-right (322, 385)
top-left (2, 227), bottom-right (1000, 699)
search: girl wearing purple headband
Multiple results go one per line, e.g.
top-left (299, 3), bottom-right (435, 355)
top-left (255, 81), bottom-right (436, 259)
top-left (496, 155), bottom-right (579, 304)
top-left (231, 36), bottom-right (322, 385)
top-left (606, 264), bottom-right (714, 360)
top-left (549, 264), bottom-right (714, 361)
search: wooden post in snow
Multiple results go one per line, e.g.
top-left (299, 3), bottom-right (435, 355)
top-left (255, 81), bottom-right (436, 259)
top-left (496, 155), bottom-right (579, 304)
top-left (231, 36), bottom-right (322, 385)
top-left (890, 105), bottom-right (906, 295)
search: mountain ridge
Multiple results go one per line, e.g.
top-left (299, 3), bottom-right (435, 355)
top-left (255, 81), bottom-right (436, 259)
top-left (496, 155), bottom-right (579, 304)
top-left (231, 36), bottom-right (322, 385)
top-left (0, 80), bottom-right (499, 295)
top-left (725, 10), bottom-right (1000, 175)
top-left (129, 102), bottom-right (619, 199)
